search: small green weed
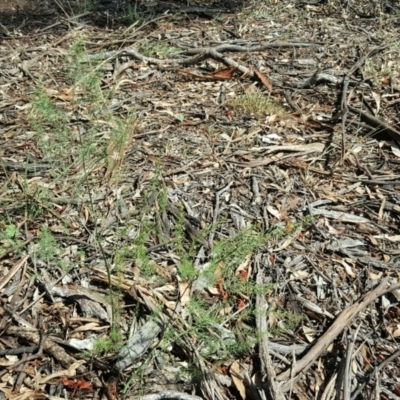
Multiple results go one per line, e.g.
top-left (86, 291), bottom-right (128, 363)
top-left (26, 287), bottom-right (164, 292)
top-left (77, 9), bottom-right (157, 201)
top-left (140, 42), bottom-right (181, 57)
top-left (31, 88), bottom-right (67, 127)
top-left (68, 38), bottom-right (104, 104)
top-left (17, 181), bottom-right (53, 220)
top-left (104, 113), bottom-right (137, 181)
top-left (121, 3), bottom-right (143, 25)
top-left (229, 86), bottom-right (284, 117)
top-left (0, 222), bottom-right (20, 253)
top-left (92, 326), bottom-right (124, 356)
top-left (35, 228), bottom-right (71, 271)
top-left (66, 0), bottom-right (98, 14)
top-left (267, 309), bottom-right (304, 336)
top-left (30, 88), bottom-right (73, 166)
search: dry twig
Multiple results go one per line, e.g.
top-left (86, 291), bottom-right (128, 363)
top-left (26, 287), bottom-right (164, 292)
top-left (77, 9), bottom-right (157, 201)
top-left (276, 278), bottom-right (400, 392)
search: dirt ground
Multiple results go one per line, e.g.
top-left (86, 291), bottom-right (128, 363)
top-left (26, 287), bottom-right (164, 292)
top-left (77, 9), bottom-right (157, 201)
top-left (0, 0), bottom-right (32, 12)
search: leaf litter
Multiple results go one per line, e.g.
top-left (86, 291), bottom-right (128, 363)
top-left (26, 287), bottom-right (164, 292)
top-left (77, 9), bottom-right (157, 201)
top-left (1, 0), bottom-right (400, 399)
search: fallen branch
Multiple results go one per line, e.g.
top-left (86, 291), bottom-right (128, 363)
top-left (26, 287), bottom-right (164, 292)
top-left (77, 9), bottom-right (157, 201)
top-left (255, 257), bottom-right (285, 400)
top-left (82, 43), bottom-right (348, 91)
top-left (83, 41), bottom-right (322, 63)
top-left (5, 326), bottom-right (86, 373)
top-left (348, 105), bottom-right (400, 141)
top-left (134, 391), bottom-right (204, 400)
top-left (276, 278), bottom-right (400, 392)
top-left (182, 41), bottom-right (323, 54)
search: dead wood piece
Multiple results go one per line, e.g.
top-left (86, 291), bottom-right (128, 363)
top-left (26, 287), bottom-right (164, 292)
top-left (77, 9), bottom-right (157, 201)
top-left (208, 181), bottom-right (234, 246)
top-left (183, 42), bottom-right (323, 55)
top-left (268, 342), bottom-right (310, 356)
top-left (276, 278), bottom-right (400, 392)
top-left (342, 324), bottom-right (362, 399)
top-left (0, 346), bottom-right (39, 356)
top-left (84, 41), bottom-right (322, 63)
top-left (256, 258), bottom-right (285, 400)
top-left (345, 178), bottom-right (400, 186)
top-left (346, 44), bottom-right (388, 76)
top-left (0, 158), bottom-right (52, 172)
top-left (350, 348), bottom-right (400, 399)
top-left (154, 5), bottom-right (226, 14)
top-left (115, 319), bottom-right (164, 371)
top-left (82, 42), bottom-right (323, 83)
top-left (0, 255), bottom-right (28, 292)
top-left (348, 105), bottom-right (400, 141)
top-left (230, 142), bottom-right (325, 168)
top-left (133, 390), bottom-right (203, 400)
top-left (309, 208), bottom-right (370, 223)
top-left (5, 326), bottom-right (85, 373)
top-left (81, 44), bottom-right (344, 92)
top-left (340, 75), bottom-right (350, 163)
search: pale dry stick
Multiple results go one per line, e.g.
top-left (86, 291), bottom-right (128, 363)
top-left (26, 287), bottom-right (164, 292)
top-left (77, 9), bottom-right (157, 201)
top-left (208, 49), bottom-right (251, 75)
top-left (255, 257), bottom-right (285, 400)
top-left (5, 326), bottom-right (85, 372)
top-left (0, 327), bottom-right (47, 379)
top-left (346, 44), bottom-right (388, 76)
top-left (276, 278), bottom-right (400, 392)
top-left (208, 181), bottom-right (233, 247)
top-left (83, 41), bottom-right (322, 63)
top-left (345, 178), bottom-right (400, 186)
top-left (0, 22), bottom-right (13, 37)
top-left (380, 387), bottom-right (400, 400)
top-left (182, 42), bottom-right (323, 54)
top-left (0, 300), bottom-right (36, 330)
top-left (0, 254), bottom-right (29, 292)
top-left (340, 75), bottom-right (350, 164)
top-left (230, 143), bottom-right (325, 167)
top-left (41, 12), bottom-right (92, 32)
top-left (82, 47), bottom-right (196, 65)
top-left (343, 323), bottom-right (362, 400)
top-left (266, 342), bottom-right (310, 356)
top-left (52, 0), bottom-right (68, 17)
top-left (38, 360), bottom-right (86, 385)
top-left (320, 373), bottom-right (337, 400)
top-left (348, 105), bottom-right (400, 142)
top-left (333, 357), bottom-right (347, 400)
top-left (17, 269), bottom-right (73, 317)
top-left (289, 347), bottom-right (296, 399)
top-left (130, 391), bottom-right (204, 400)
top-left (231, 127), bottom-right (262, 144)
top-left (375, 368), bottom-right (380, 400)
top-left (221, 303), bottom-right (250, 326)
top-left (251, 176), bottom-right (261, 205)
top-left (191, 346), bottom-right (225, 400)
top-left (83, 45), bottom-right (346, 91)
top-left (0, 158), bottom-right (51, 172)
top-left (350, 348), bottom-right (400, 400)
top-left (268, 349), bottom-right (292, 366)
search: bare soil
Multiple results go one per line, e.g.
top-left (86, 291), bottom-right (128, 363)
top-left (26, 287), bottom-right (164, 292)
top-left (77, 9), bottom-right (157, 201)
top-left (0, 0), bottom-right (33, 12)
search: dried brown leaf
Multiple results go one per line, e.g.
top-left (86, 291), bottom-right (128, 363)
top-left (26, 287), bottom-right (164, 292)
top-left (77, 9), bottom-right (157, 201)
top-left (250, 65), bottom-right (273, 91)
top-left (230, 361), bottom-right (246, 400)
top-left (211, 66), bottom-right (238, 80)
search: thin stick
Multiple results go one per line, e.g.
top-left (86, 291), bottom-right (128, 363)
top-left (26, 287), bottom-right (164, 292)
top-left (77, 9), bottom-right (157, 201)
top-left (276, 278), bottom-right (400, 392)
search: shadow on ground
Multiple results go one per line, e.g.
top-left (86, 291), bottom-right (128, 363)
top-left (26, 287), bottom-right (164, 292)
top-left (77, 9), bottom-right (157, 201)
top-left (0, 0), bottom-right (247, 33)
